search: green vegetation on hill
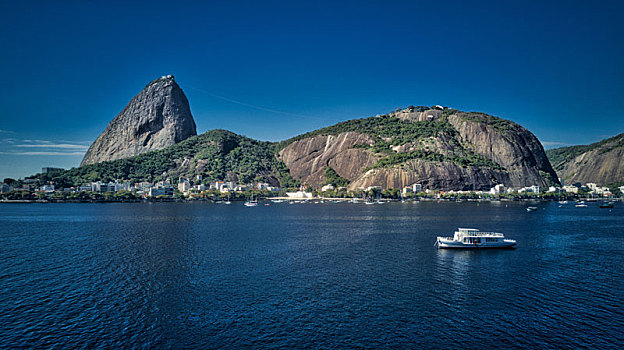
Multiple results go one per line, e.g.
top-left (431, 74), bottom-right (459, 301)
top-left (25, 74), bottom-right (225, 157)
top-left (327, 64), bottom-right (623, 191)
top-left (29, 130), bottom-right (299, 188)
top-left (546, 133), bottom-right (624, 170)
top-left (546, 145), bottom-right (593, 170)
top-left (325, 166), bottom-right (350, 187)
top-left (279, 112), bottom-right (456, 150)
top-left (459, 112), bottom-right (517, 132)
top-left (279, 108), bottom-right (504, 170)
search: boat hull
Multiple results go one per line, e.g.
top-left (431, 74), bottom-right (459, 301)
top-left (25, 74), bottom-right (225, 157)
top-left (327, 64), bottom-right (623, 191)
top-left (437, 239), bottom-right (516, 249)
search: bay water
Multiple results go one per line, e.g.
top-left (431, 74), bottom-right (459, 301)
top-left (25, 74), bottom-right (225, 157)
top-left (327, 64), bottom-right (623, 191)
top-left (1, 201), bottom-right (623, 348)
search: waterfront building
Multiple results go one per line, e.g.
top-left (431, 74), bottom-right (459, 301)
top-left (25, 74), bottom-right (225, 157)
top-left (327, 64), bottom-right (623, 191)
top-left (39, 185), bottom-right (55, 192)
top-left (178, 177), bottom-right (191, 193)
top-left (402, 186), bottom-right (413, 195)
top-left (546, 186), bottom-right (564, 193)
top-left (286, 191), bottom-right (313, 199)
top-left (149, 186), bottom-right (174, 197)
top-left (193, 184), bottom-right (207, 191)
top-left (489, 184), bottom-right (505, 194)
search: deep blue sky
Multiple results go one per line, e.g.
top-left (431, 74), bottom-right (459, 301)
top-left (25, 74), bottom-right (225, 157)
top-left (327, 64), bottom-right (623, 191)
top-left (1, 0), bottom-right (623, 180)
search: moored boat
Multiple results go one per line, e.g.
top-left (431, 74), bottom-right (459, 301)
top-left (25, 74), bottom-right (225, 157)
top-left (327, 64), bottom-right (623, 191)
top-left (526, 206), bottom-right (537, 212)
top-left (436, 228), bottom-right (516, 249)
top-left (244, 193), bottom-right (258, 207)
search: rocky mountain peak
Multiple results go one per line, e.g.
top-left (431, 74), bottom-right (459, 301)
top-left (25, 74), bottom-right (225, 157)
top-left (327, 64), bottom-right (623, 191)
top-left (81, 75), bottom-right (197, 166)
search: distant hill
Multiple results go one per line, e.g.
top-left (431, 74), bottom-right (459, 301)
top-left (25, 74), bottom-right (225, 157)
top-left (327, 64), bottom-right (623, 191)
top-left (546, 133), bottom-right (624, 185)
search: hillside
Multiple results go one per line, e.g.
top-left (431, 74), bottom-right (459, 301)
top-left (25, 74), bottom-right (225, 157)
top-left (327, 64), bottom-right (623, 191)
top-left (33, 130), bottom-right (297, 189)
top-left (279, 106), bottom-right (559, 191)
top-left (546, 133), bottom-right (624, 185)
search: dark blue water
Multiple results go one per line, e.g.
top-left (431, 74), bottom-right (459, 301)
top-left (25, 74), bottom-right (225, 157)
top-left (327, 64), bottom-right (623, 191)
top-left (1, 201), bottom-right (623, 348)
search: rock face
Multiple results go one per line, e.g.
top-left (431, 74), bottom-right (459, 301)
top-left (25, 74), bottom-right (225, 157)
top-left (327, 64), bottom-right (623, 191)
top-left (279, 107), bottom-right (559, 190)
top-left (349, 160), bottom-right (508, 190)
top-left (546, 133), bottom-right (624, 185)
top-left (279, 132), bottom-right (377, 186)
top-left (81, 75), bottom-right (197, 166)
top-left (446, 113), bottom-right (556, 188)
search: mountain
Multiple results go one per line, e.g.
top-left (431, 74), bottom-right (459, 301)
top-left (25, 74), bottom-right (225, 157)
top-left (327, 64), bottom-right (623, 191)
top-left (35, 105), bottom-right (558, 192)
top-left (279, 106), bottom-right (559, 191)
top-left (81, 75), bottom-right (197, 166)
top-left (546, 133), bottom-right (624, 185)
top-left (44, 130), bottom-right (297, 189)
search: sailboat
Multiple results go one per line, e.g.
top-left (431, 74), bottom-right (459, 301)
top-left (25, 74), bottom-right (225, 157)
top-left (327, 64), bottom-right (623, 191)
top-left (244, 192), bottom-right (258, 207)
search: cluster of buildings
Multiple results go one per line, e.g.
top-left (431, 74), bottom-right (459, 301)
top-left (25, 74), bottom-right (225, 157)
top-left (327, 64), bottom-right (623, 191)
top-left (394, 182), bottom-right (622, 198)
top-left (2, 174), bottom-right (623, 200)
top-left (175, 175), bottom-right (280, 198)
top-left (0, 174), bottom-right (282, 199)
top-left (484, 182), bottom-right (619, 197)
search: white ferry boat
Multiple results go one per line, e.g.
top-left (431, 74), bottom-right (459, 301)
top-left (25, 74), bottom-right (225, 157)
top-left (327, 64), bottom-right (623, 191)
top-left (436, 228), bottom-right (517, 249)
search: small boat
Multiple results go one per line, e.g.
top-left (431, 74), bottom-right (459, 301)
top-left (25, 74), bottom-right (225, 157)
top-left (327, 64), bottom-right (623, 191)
top-left (244, 193), bottom-right (258, 207)
top-left (436, 228), bottom-right (516, 249)
top-left (599, 202), bottom-right (614, 208)
top-left (526, 206), bottom-right (538, 212)
top-left (575, 204), bottom-right (588, 208)
top-left (558, 201), bottom-right (568, 204)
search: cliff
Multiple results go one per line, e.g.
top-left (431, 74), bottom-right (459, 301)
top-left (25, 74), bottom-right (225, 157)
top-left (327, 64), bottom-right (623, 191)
top-left (546, 133), bottom-right (624, 185)
top-left (81, 75), bottom-right (197, 166)
top-left (279, 106), bottom-right (558, 191)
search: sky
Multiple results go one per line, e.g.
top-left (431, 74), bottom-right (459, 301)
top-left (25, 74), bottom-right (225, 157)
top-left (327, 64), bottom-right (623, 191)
top-left (1, 0), bottom-right (623, 180)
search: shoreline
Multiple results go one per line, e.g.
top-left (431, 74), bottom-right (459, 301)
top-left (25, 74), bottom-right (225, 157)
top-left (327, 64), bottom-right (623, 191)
top-left (1, 197), bottom-right (619, 204)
